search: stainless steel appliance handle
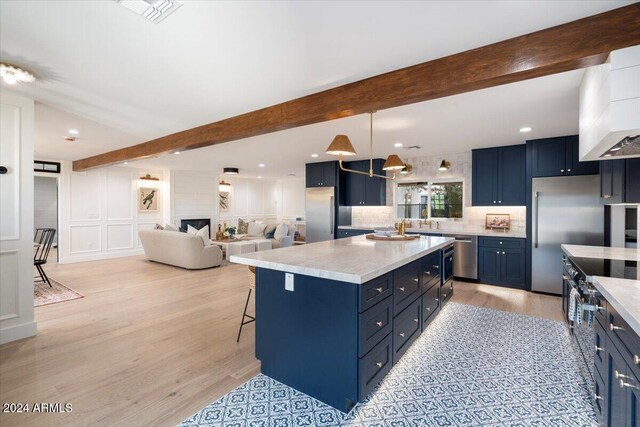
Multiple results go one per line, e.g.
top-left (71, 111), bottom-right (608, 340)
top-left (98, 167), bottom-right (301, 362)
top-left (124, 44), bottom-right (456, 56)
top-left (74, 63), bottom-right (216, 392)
top-left (454, 239), bottom-right (473, 243)
top-left (534, 191), bottom-right (539, 248)
top-left (329, 196), bottom-right (334, 234)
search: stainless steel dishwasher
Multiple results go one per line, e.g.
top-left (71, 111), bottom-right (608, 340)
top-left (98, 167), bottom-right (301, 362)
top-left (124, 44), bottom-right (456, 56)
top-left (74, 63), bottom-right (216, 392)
top-left (442, 234), bottom-right (477, 280)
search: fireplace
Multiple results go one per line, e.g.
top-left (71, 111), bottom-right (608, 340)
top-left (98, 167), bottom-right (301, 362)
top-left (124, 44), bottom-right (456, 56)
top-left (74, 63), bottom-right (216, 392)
top-left (180, 219), bottom-right (211, 238)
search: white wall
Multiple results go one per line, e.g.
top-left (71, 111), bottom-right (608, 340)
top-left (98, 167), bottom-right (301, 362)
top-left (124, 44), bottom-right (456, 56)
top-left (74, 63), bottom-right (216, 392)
top-left (170, 172), bottom-right (305, 231)
top-left (58, 163), bottom-right (170, 264)
top-left (0, 90), bottom-right (37, 344)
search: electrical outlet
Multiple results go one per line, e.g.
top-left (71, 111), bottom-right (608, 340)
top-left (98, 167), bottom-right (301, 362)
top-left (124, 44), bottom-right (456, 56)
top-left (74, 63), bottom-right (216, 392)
top-left (285, 273), bottom-right (294, 291)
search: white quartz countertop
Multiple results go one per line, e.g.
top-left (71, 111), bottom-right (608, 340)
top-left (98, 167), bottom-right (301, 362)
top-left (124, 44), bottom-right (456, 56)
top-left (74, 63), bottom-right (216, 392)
top-left (592, 276), bottom-right (640, 336)
top-left (230, 235), bottom-right (454, 284)
top-left (561, 244), bottom-right (640, 261)
top-left (338, 225), bottom-right (526, 239)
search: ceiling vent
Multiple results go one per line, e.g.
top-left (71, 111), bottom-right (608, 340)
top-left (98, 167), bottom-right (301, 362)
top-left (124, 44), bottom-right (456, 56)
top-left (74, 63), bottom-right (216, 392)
top-left (115, 0), bottom-right (182, 24)
top-left (403, 145), bottom-right (422, 150)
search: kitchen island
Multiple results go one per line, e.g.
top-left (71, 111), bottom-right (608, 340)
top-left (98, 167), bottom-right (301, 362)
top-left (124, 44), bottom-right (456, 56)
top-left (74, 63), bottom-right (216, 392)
top-left (231, 234), bottom-right (454, 412)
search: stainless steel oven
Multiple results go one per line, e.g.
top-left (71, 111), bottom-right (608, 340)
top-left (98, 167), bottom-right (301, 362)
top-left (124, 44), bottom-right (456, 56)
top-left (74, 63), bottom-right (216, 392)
top-left (441, 244), bottom-right (455, 305)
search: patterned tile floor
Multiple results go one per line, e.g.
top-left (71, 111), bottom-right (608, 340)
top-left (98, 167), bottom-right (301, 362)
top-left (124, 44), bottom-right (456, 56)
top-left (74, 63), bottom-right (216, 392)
top-left (179, 303), bottom-right (597, 427)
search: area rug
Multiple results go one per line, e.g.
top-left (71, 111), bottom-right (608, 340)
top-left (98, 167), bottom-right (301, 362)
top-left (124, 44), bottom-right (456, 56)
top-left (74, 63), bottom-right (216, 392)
top-left (179, 302), bottom-right (597, 427)
top-left (34, 279), bottom-right (84, 307)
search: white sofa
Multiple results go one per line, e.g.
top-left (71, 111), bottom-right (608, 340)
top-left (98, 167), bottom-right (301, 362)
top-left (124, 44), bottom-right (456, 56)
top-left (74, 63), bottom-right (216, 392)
top-left (238, 223), bottom-right (295, 249)
top-left (139, 230), bottom-right (223, 269)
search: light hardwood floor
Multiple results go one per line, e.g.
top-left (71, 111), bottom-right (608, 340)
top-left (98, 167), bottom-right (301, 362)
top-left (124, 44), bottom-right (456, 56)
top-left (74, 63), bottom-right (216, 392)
top-left (0, 255), bottom-right (561, 426)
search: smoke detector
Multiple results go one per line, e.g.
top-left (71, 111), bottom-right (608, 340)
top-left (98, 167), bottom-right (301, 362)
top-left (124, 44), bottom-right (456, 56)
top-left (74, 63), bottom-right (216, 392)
top-left (115, 0), bottom-right (183, 24)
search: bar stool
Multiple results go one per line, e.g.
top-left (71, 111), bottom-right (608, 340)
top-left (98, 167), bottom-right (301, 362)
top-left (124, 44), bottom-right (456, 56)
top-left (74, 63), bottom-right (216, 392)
top-left (236, 266), bottom-right (256, 342)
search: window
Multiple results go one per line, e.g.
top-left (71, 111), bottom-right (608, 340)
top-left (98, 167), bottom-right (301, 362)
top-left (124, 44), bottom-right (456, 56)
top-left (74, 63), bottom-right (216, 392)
top-left (396, 181), bottom-right (463, 219)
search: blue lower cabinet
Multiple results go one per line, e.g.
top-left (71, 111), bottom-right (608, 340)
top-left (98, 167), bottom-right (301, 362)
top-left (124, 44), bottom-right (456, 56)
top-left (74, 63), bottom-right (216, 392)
top-left (421, 251), bottom-right (440, 291)
top-left (358, 333), bottom-right (393, 401)
top-left (254, 248), bottom-right (446, 413)
top-left (392, 297), bottom-right (422, 364)
top-left (337, 228), bottom-right (373, 239)
top-left (422, 283), bottom-right (440, 330)
top-left (478, 237), bottom-right (525, 288)
top-left (441, 279), bottom-right (454, 305)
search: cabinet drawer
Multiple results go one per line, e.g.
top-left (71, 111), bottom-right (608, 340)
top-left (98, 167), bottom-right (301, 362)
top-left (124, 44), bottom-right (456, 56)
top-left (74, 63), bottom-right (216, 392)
top-left (358, 297), bottom-right (393, 357)
top-left (595, 296), bottom-right (606, 328)
top-left (421, 251), bottom-right (440, 292)
top-left (422, 283), bottom-right (440, 330)
top-left (360, 273), bottom-right (392, 312)
top-left (607, 305), bottom-right (640, 378)
top-left (593, 369), bottom-right (606, 426)
top-left (594, 320), bottom-right (607, 377)
top-left (393, 297), bottom-right (422, 364)
top-left (478, 237), bottom-right (525, 249)
top-left (393, 261), bottom-right (421, 316)
top-left (441, 279), bottom-right (454, 306)
top-left (358, 333), bottom-right (393, 400)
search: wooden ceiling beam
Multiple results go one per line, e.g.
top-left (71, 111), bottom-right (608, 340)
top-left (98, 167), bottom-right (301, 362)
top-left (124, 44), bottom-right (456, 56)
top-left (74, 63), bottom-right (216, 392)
top-left (73, 3), bottom-right (640, 171)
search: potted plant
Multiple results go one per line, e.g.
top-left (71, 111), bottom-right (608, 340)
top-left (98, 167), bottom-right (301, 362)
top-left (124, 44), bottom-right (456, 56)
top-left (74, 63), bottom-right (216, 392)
top-left (224, 226), bottom-right (237, 239)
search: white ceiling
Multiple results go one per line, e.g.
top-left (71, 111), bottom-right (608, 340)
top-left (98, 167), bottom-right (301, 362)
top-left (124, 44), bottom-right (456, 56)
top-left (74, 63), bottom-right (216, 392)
top-left (0, 0), bottom-right (631, 177)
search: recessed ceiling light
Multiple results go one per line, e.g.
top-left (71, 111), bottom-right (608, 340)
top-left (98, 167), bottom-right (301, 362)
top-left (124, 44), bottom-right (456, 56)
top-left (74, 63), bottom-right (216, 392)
top-left (257, 176), bottom-right (263, 179)
top-left (124, 162), bottom-right (128, 165)
top-left (258, 163), bottom-right (265, 168)
top-left (603, 153), bottom-right (612, 157)
top-left (311, 154), bottom-right (319, 158)
top-left (174, 151), bottom-right (180, 155)
top-left (0, 63), bottom-right (35, 85)
top-left (394, 142), bottom-right (403, 148)
top-left (519, 127), bottom-right (532, 133)
top-left (68, 129), bottom-right (79, 135)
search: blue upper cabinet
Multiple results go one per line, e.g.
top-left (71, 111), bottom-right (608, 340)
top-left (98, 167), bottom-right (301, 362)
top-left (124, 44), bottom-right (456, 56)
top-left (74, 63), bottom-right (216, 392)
top-left (344, 159), bottom-right (387, 206)
top-left (306, 161), bottom-right (337, 187)
top-left (600, 158), bottom-right (640, 204)
top-left (472, 144), bottom-right (525, 206)
top-left (529, 135), bottom-right (599, 177)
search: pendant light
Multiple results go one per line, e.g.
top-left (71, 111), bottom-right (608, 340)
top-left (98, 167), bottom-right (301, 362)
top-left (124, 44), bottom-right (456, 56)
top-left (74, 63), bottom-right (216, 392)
top-left (439, 160), bottom-right (451, 171)
top-left (325, 112), bottom-right (405, 180)
top-left (219, 180), bottom-right (231, 192)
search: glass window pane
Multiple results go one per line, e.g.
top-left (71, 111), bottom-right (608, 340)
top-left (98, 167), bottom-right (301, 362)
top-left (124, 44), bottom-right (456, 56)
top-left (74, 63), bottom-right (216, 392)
top-left (430, 182), bottom-right (463, 219)
top-left (396, 182), bottom-right (429, 219)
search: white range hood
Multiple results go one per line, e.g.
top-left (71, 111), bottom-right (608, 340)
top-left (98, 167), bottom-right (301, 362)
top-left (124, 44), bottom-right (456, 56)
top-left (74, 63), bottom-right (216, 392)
top-left (579, 45), bottom-right (640, 160)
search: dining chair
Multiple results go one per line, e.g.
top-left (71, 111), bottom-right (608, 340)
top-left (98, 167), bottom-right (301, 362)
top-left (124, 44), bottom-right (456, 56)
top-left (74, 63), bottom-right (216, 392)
top-left (34, 228), bottom-right (56, 287)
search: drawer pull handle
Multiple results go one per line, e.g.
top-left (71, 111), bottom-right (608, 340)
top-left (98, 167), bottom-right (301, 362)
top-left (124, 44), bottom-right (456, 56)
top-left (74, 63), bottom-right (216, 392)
top-left (376, 362), bottom-right (383, 368)
top-left (615, 370), bottom-right (630, 380)
top-left (413, 278), bottom-right (419, 283)
top-left (399, 287), bottom-right (405, 292)
top-left (443, 293), bottom-right (448, 298)
top-left (376, 321), bottom-right (383, 328)
top-left (609, 323), bottom-right (624, 332)
top-left (496, 251), bottom-right (500, 254)
top-left (594, 345), bottom-right (604, 353)
top-left (399, 333), bottom-right (405, 338)
top-left (435, 298), bottom-right (439, 302)
top-left (375, 287), bottom-right (384, 293)
top-left (413, 318), bottom-right (419, 323)
top-left (425, 307), bottom-right (431, 311)
top-left (433, 265), bottom-right (439, 269)
top-left (620, 379), bottom-right (639, 390)
top-left (595, 305), bottom-right (604, 312)
top-left (635, 355), bottom-right (640, 365)
top-left (424, 271), bottom-right (431, 275)
top-left (593, 393), bottom-right (603, 401)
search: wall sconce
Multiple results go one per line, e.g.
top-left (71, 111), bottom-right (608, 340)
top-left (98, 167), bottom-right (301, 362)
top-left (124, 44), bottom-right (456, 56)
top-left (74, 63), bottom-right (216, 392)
top-left (219, 180), bottom-right (231, 192)
top-left (400, 164), bottom-right (413, 175)
top-left (438, 160), bottom-right (451, 171)
top-left (139, 173), bottom-right (160, 181)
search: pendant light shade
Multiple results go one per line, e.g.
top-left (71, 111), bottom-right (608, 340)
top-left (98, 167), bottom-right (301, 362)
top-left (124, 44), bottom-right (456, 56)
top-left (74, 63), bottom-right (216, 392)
top-left (219, 180), bottom-right (231, 192)
top-left (325, 135), bottom-right (357, 156)
top-left (438, 160), bottom-right (451, 171)
top-left (382, 154), bottom-right (405, 171)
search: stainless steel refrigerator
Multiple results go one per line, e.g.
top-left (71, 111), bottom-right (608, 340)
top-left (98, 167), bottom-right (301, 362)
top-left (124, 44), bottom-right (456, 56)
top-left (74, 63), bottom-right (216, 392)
top-left (305, 187), bottom-right (335, 243)
top-left (531, 175), bottom-right (603, 294)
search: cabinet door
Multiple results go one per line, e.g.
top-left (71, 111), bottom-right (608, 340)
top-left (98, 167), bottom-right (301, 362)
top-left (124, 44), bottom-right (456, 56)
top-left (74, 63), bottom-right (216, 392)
top-left (497, 145), bottom-right (526, 206)
top-left (565, 135), bottom-right (599, 176)
top-left (500, 249), bottom-right (525, 288)
top-left (609, 160), bottom-right (627, 204)
top-left (345, 161), bottom-right (365, 206)
top-left (530, 137), bottom-right (567, 177)
top-left (322, 162), bottom-right (337, 187)
top-left (629, 369), bottom-right (640, 427)
top-left (606, 339), bottom-right (628, 427)
top-left (478, 247), bottom-right (501, 284)
top-left (306, 163), bottom-right (324, 187)
top-left (626, 158), bottom-right (640, 203)
top-left (472, 148), bottom-right (498, 206)
top-left (364, 159), bottom-right (386, 206)
top-left (601, 160), bottom-right (613, 199)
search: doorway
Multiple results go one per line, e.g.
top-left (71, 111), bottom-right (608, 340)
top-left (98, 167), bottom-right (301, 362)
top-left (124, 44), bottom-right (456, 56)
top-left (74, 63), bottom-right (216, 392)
top-left (34, 175), bottom-right (59, 263)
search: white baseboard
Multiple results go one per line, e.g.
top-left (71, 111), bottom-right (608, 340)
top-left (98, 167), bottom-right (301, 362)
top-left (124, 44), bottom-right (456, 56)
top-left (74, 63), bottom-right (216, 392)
top-left (59, 248), bottom-right (145, 264)
top-left (0, 320), bottom-right (37, 344)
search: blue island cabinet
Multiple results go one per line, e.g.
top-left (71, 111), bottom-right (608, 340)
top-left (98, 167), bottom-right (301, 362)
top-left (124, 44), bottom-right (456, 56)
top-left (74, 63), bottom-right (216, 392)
top-left (254, 248), bottom-right (446, 412)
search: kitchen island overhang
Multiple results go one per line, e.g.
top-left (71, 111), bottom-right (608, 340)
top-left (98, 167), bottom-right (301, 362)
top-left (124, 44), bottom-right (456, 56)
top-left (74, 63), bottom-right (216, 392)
top-left (231, 235), bottom-right (455, 412)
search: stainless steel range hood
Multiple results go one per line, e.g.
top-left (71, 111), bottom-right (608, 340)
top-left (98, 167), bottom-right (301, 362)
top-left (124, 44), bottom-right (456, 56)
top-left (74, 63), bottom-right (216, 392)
top-left (579, 45), bottom-right (640, 161)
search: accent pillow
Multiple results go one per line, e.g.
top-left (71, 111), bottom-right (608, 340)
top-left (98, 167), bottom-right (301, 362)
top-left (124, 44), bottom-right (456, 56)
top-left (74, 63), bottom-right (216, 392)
top-left (238, 218), bottom-right (249, 235)
top-left (274, 223), bottom-right (288, 241)
top-left (264, 224), bottom-right (277, 239)
top-left (164, 224), bottom-right (178, 232)
top-left (187, 224), bottom-right (198, 235)
top-left (248, 222), bottom-right (267, 237)
top-left (196, 225), bottom-right (211, 246)
top-left (154, 223), bottom-right (164, 230)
